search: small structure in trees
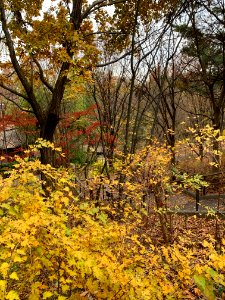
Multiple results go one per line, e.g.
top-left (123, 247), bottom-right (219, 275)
top-left (0, 125), bottom-right (23, 154)
top-left (0, 102), bottom-right (23, 156)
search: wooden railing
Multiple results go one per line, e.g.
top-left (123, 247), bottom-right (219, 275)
top-left (183, 171), bottom-right (225, 211)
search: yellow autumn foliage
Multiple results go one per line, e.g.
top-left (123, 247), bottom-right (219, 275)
top-left (0, 151), bottom-right (224, 299)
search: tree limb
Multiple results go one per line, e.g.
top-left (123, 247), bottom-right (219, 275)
top-left (81, 0), bottom-right (125, 20)
top-left (0, 0), bottom-right (44, 123)
top-left (33, 58), bottom-right (54, 93)
top-left (0, 92), bottom-right (33, 114)
top-left (0, 83), bottom-right (29, 100)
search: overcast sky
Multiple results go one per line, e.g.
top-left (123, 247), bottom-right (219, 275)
top-left (42, 0), bottom-right (114, 14)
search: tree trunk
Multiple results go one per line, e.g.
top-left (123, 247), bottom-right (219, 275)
top-left (212, 106), bottom-right (222, 170)
top-left (39, 113), bottom-right (60, 165)
top-left (154, 183), bottom-right (171, 243)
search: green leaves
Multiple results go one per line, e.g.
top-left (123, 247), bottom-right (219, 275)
top-left (97, 212), bottom-right (108, 225)
top-left (194, 274), bottom-right (215, 300)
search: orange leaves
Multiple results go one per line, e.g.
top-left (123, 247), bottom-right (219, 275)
top-left (0, 110), bottom-right (37, 143)
top-left (2, 0), bottom-right (99, 95)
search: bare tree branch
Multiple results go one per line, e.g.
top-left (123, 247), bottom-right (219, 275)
top-left (81, 0), bottom-right (125, 20)
top-left (196, 0), bottom-right (225, 26)
top-left (0, 83), bottom-right (29, 100)
top-left (96, 50), bottom-right (132, 67)
top-left (33, 58), bottom-right (54, 93)
top-left (0, 92), bottom-right (33, 114)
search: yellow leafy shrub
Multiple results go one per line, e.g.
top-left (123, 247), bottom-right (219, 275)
top-left (0, 152), bottom-right (224, 299)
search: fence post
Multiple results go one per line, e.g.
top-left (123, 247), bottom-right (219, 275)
top-left (202, 175), bottom-right (206, 195)
top-left (196, 189), bottom-right (200, 211)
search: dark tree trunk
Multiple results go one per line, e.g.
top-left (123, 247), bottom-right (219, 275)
top-left (39, 113), bottom-right (60, 165)
top-left (41, 113), bottom-right (60, 142)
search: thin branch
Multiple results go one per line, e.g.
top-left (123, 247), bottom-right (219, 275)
top-left (96, 32), bottom-right (149, 67)
top-left (84, 30), bottom-right (126, 37)
top-left (0, 83), bottom-right (29, 100)
top-left (81, 0), bottom-right (125, 20)
top-left (96, 50), bottom-right (133, 67)
top-left (33, 58), bottom-right (54, 93)
top-left (0, 92), bottom-right (33, 113)
top-left (81, 0), bottom-right (105, 19)
top-left (196, 0), bottom-right (225, 26)
top-left (177, 101), bottom-right (212, 120)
